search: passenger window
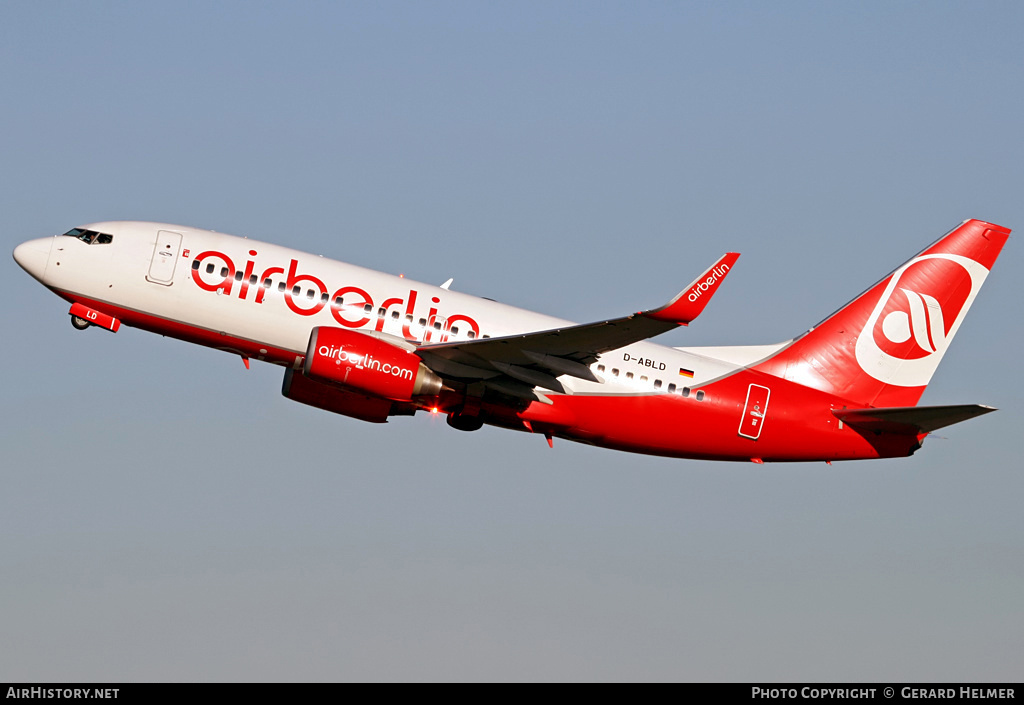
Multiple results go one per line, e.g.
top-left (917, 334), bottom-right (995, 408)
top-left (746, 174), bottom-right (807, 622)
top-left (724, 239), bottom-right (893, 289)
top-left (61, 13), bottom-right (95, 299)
top-left (364, 304), bottom-right (373, 313)
top-left (262, 278), bottom-right (272, 288)
top-left (682, 387), bottom-right (690, 398)
top-left (640, 375), bottom-right (648, 383)
top-left (378, 307), bottom-right (386, 317)
top-left (433, 321), bottom-right (442, 330)
top-left (249, 275), bottom-right (258, 285)
top-left (234, 271), bottom-right (243, 281)
top-left (306, 289), bottom-right (315, 300)
top-left (321, 292), bottom-right (330, 302)
top-left (405, 314), bottom-right (413, 322)
top-left (450, 326), bottom-right (458, 334)
top-left (467, 331), bottom-right (476, 339)
top-left (418, 318), bottom-right (426, 326)
top-left (279, 282), bottom-right (286, 292)
top-left (654, 380), bottom-right (662, 389)
top-left (668, 383), bottom-right (676, 392)
top-left (292, 286), bottom-right (301, 295)
top-left (392, 311), bottom-right (400, 319)
top-left (191, 260), bottom-right (201, 271)
top-left (334, 296), bottom-right (344, 305)
top-left (612, 368), bottom-right (619, 377)
top-left (696, 390), bottom-right (705, 401)
top-left (221, 267), bottom-right (229, 277)
top-left (207, 263), bottom-right (215, 274)
top-left (597, 364), bottom-right (605, 373)
top-left (626, 372), bottom-right (634, 380)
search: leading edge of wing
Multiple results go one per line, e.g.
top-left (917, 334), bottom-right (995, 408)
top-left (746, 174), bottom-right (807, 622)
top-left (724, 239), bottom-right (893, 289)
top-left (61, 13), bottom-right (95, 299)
top-left (417, 252), bottom-right (740, 379)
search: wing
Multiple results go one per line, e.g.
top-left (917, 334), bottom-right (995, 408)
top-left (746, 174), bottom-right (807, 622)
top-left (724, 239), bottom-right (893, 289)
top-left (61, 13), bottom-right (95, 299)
top-left (417, 252), bottom-right (739, 402)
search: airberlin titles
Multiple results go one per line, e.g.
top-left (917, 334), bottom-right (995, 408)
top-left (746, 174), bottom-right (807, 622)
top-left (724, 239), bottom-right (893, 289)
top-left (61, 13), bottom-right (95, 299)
top-left (190, 248), bottom-right (481, 342)
top-left (315, 343), bottom-right (415, 381)
top-left (687, 261), bottom-right (732, 303)
top-left (305, 327), bottom-right (443, 401)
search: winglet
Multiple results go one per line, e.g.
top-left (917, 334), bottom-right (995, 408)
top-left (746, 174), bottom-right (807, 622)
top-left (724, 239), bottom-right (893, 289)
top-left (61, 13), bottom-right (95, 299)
top-left (645, 252), bottom-right (740, 325)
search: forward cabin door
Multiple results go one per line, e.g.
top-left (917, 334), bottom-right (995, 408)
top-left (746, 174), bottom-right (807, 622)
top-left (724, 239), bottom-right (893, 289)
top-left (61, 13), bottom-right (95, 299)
top-left (738, 383), bottom-right (771, 440)
top-left (146, 230), bottom-right (183, 285)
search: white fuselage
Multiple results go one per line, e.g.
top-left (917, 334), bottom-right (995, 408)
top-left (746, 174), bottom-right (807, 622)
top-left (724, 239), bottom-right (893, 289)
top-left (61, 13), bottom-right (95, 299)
top-left (32, 221), bottom-right (759, 394)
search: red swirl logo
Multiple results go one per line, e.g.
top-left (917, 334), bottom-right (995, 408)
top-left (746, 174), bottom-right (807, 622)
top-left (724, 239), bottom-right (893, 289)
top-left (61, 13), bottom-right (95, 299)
top-left (871, 258), bottom-right (972, 360)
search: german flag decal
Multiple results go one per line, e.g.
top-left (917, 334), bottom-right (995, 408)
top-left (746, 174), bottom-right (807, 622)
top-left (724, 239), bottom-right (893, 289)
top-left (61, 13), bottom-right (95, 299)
top-left (679, 368), bottom-right (694, 378)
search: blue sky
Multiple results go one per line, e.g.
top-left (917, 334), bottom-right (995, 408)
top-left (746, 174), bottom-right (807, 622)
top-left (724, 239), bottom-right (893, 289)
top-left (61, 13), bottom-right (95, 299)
top-left (2, 1), bottom-right (1022, 681)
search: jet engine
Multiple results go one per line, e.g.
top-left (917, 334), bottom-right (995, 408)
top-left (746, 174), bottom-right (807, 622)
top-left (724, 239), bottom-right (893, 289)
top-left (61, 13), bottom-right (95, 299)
top-left (303, 327), bottom-right (442, 402)
top-left (282, 368), bottom-right (393, 423)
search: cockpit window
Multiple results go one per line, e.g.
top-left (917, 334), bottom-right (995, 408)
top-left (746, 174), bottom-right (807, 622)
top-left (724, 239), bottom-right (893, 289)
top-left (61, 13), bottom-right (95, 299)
top-left (63, 228), bottom-right (113, 245)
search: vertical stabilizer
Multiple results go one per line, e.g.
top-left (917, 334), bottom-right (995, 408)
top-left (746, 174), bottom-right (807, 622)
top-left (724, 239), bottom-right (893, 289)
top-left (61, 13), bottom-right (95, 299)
top-left (754, 219), bottom-right (1010, 407)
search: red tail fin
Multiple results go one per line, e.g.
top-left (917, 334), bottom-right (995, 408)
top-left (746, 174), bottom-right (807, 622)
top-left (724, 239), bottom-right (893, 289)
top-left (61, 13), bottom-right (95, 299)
top-left (754, 219), bottom-right (1010, 407)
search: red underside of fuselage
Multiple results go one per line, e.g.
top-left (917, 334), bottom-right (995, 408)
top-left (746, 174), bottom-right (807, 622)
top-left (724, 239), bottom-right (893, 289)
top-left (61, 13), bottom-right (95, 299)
top-left (63, 290), bottom-right (922, 463)
top-left (514, 380), bottom-right (922, 462)
top-left (64, 290), bottom-right (304, 368)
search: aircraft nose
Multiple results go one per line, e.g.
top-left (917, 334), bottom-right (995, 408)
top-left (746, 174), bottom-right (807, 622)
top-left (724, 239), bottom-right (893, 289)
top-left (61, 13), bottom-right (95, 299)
top-left (13, 237), bottom-right (52, 282)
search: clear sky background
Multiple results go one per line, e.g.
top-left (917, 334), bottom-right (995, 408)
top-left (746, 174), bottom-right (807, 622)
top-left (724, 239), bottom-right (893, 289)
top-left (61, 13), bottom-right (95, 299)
top-left (2, 1), bottom-right (1022, 682)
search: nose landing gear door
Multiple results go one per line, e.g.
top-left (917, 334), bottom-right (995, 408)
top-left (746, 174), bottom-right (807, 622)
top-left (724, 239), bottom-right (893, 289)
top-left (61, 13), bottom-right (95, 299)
top-left (738, 383), bottom-right (771, 440)
top-left (146, 230), bottom-right (183, 285)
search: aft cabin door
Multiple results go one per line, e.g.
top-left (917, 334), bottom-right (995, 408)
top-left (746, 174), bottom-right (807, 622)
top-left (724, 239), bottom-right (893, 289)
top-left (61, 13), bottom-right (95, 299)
top-left (146, 230), bottom-right (183, 285)
top-left (738, 384), bottom-right (771, 440)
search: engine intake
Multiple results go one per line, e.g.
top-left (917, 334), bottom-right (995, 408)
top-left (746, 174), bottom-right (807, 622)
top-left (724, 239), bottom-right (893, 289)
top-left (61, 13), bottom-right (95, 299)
top-left (304, 327), bottom-right (442, 402)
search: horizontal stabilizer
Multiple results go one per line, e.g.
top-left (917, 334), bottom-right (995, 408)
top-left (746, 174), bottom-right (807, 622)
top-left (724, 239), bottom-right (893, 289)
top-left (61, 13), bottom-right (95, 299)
top-left (833, 404), bottom-right (996, 434)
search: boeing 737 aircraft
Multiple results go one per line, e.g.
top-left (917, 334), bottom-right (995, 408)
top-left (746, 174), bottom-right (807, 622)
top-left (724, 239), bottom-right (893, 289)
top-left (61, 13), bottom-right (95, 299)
top-left (13, 218), bottom-right (1009, 462)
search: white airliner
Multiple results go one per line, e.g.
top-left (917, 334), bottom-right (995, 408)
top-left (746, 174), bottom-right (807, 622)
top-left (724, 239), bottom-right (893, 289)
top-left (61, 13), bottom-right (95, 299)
top-left (13, 218), bottom-right (1009, 462)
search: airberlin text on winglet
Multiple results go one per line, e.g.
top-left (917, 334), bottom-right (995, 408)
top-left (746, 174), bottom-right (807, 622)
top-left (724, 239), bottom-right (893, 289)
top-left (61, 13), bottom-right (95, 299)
top-left (646, 251), bottom-right (740, 324)
top-left (688, 261), bottom-right (733, 302)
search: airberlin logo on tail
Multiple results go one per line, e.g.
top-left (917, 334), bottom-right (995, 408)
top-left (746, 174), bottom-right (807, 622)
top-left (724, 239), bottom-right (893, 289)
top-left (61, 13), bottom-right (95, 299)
top-left (881, 288), bottom-right (947, 355)
top-left (854, 253), bottom-right (989, 387)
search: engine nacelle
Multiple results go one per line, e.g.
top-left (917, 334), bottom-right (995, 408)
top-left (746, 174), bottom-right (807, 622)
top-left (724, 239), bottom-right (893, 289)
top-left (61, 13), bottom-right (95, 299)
top-left (282, 368), bottom-right (393, 423)
top-left (304, 327), bottom-right (442, 402)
